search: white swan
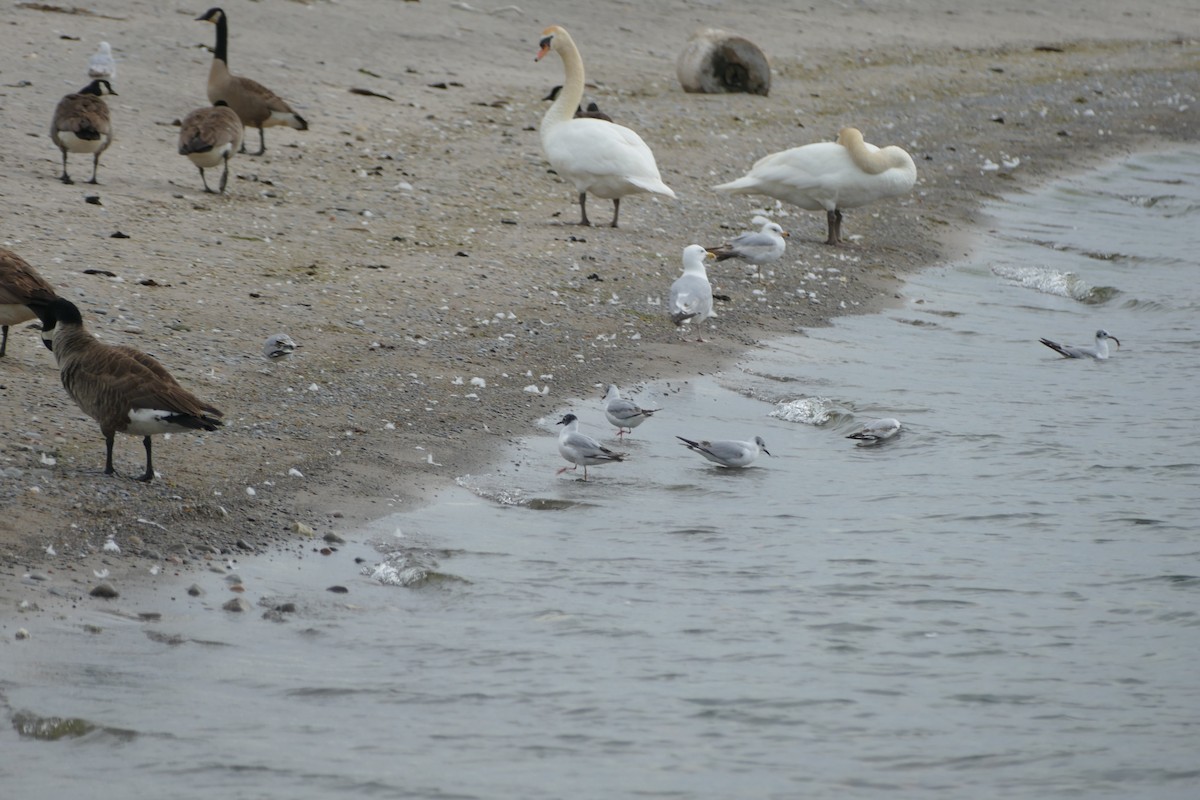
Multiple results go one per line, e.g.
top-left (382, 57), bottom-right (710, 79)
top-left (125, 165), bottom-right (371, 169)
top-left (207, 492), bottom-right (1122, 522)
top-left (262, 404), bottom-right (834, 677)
top-left (669, 244), bottom-right (715, 341)
top-left (535, 25), bottom-right (676, 228)
top-left (714, 127), bottom-right (916, 245)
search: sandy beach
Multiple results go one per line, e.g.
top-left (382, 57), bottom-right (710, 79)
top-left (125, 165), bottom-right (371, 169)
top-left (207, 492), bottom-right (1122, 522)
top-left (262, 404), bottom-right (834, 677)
top-left (1, 0), bottom-right (1196, 608)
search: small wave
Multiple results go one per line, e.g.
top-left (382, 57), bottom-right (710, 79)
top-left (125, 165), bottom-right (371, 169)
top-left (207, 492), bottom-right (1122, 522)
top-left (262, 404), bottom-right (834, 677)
top-left (771, 397), bottom-right (843, 425)
top-left (363, 549), bottom-right (467, 588)
top-left (991, 263), bottom-right (1120, 304)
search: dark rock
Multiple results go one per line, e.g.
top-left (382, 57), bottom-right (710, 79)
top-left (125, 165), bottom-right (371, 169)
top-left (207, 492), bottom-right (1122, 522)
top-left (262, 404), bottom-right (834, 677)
top-left (90, 582), bottom-right (119, 599)
top-left (677, 29), bottom-right (771, 96)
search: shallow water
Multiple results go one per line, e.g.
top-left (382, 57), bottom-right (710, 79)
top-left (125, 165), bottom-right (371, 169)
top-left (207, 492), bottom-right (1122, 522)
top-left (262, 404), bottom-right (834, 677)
top-left (4, 150), bottom-right (1199, 799)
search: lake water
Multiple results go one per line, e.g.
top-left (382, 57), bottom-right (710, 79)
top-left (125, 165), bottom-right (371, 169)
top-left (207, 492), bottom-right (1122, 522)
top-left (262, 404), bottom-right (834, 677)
top-left (5, 150), bottom-right (1199, 799)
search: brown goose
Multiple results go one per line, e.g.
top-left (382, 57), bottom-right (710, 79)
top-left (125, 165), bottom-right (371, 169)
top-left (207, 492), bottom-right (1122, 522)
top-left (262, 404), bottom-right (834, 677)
top-left (0, 248), bottom-right (58, 357)
top-left (179, 102), bottom-right (244, 193)
top-left (50, 79), bottom-right (116, 184)
top-left (32, 297), bottom-right (223, 482)
top-left (196, 7), bottom-right (308, 156)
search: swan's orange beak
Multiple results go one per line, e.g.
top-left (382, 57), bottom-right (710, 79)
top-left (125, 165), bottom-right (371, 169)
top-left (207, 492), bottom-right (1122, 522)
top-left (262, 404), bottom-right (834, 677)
top-left (781, 231), bottom-right (790, 238)
top-left (536, 35), bottom-right (553, 62)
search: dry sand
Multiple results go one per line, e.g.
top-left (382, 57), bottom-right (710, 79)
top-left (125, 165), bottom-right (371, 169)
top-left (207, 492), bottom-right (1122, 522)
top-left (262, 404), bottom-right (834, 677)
top-left (1, 0), bottom-right (1197, 607)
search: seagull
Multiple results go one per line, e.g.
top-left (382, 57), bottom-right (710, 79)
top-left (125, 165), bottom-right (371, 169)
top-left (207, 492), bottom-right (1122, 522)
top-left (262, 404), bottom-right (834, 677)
top-left (556, 413), bottom-right (625, 480)
top-left (846, 418), bottom-right (901, 445)
top-left (706, 218), bottom-right (788, 278)
top-left (603, 384), bottom-right (659, 437)
top-left (263, 332), bottom-right (297, 359)
top-left (87, 42), bottom-right (116, 80)
top-left (670, 244), bottom-right (716, 340)
top-left (1039, 329), bottom-right (1121, 359)
top-left (676, 435), bottom-right (771, 468)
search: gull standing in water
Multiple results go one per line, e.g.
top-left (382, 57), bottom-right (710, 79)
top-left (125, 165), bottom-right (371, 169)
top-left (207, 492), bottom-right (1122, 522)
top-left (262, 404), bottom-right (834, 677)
top-left (557, 413), bottom-right (625, 480)
top-left (846, 418), bottom-right (901, 446)
top-left (676, 435), bottom-right (771, 468)
top-left (1039, 329), bottom-right (1120, 359)
top-left (706, 218), bottom-right (788, 278)
top-left (603, 384), bottom-right (659, 437)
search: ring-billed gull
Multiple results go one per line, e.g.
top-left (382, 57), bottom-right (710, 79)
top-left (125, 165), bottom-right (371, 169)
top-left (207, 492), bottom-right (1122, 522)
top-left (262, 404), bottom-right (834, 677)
top-left (846, 418), bottom-right (901, 445)
top-left (676, 435), bottom-right (770, 468)
top-left (557, 413), bottom-right (625, 480)
top-left (603, 384), bottom-right (659, 437)
top-left (706, 218), bottom-right (788, 278)
top-left (713, 127), bottom-right (916, 245)
top-left (87, 42), bottom-right (116, 80)
top-left (1039, 329), bottom-right (1120, 359)
top-left (670, 245), bottom-right (715, 341)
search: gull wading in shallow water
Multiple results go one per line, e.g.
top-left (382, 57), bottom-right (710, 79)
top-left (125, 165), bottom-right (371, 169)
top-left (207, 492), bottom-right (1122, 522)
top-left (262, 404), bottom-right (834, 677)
top-left (676, 435), bottom-right (771, 469)
top-left (556, 413), bottom-right (626, 480)
top-left (846, 418), bottom-right (901, 446)
top-left (603, 384), bottom-right (659, 437)
top-left (1039, 329), bottom-right (1121, 360)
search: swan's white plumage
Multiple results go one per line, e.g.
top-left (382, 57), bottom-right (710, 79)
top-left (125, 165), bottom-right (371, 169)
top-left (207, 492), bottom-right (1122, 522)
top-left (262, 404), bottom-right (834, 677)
top-left (714, 127), bottom-right (916, 244)
top-left (537, 25), bottom-right (674, 227)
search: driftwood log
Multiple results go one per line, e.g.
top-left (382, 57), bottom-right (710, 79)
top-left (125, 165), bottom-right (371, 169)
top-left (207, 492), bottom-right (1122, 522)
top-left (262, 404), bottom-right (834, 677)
top-left (676, 28), bottom-right (770, 97)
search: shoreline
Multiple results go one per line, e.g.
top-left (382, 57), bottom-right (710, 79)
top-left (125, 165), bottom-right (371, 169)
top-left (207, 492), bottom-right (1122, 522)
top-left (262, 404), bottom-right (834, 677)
top-left (2, 0), bottom-right (1197, 619)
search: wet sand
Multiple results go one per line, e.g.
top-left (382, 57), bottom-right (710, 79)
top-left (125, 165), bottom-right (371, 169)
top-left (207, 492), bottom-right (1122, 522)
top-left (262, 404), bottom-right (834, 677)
top-left (1, 0), bottom-right (1196, 611)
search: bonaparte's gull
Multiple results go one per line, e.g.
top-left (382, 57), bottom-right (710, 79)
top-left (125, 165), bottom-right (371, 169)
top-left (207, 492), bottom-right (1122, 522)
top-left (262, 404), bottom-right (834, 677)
top-left (1039, 329), bottom-right (1120, 359)
top-left (676, 435), bottom-right (770, 468)
top-left (263, 332), bottom-right (297, 359)
top-left (846, 418), bottom-right (901, 445)
top-left (557, 413), bottom-right (625, 480)
top-left (603, 384), bottom-right (659, 437)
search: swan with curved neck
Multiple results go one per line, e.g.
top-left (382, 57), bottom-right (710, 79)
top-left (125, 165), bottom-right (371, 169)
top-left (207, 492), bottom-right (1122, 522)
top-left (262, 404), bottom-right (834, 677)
top-left (714, 127), bottom-right (916, 245)
top-left (535, 25), bottom-right (675, 228)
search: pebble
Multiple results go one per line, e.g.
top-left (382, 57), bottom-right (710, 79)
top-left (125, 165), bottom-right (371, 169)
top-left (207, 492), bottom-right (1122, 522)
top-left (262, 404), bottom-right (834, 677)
top-left (326, 585), bottom-right (349, 594)
top-left (186, 584), bottom-right (205, 597)
top-left (222, 598), bottom-right (251, 613)
top-left (90, 582), bottom-right (119, 599)
top-left (15, 628), bottom-right (30, 640)
top-left (323, 532), bottom-right (346, 544)
top-left (294, 522), bottom-right (316, 537)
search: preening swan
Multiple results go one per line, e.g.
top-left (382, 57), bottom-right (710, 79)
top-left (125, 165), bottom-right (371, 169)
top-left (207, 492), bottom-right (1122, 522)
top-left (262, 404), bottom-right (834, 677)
top-left (535, 25), bottom-right (676, 227)
top-left (714, 127), bottom-right (916, 245)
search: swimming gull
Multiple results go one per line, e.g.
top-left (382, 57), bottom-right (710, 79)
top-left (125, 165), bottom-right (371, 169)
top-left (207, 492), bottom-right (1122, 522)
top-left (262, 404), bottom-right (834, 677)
top-left (676, 435), bottom-right (771, 468)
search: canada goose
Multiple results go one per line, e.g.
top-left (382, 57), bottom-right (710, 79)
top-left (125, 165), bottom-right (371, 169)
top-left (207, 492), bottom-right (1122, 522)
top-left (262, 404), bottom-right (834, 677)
top-left (556, 413), bottom-right (625, 480)
top-left (178, 101), bottom-right (244, 193)
top-left (196, 7), bottom-right (308, 156)
top-left (31, 297), bottom-right (223, 482)
top-left (0, 248), bottom-right (58, 357)
top-left (542, 85), bottom-right (614, 122)
top-left (669, 245), bottom-right (716, 340)
top-left (676, 435), bottom-right (771, 468)
top-left (536, 25), bottom-right (675, 227)
top-left (714, 127), bottom-right (917, 245)
top-left (50, 79), bottom-right (116, 185)
top-left (705, 219), bottom-right (788, 278)
top-left (87, 41), bottom-right (116, 80)
top-left (1039, 330), bottom-right (1121, 360)
top-left (603, 384), bottom-right (659, 438)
